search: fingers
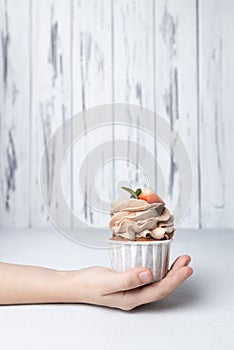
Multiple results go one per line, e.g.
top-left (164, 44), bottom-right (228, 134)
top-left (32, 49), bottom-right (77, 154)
top-left (101, 255), bottom-right (193, 310)
top-left (105, 267), bottom-right (153, 293)
top-left (167, 255), bottom-right (191, 276)
top-left (108, 255), bottom-right (192, 294)
top-left (116, 265), bottom-right (193, 310)
top-left (156, 265), bottom-right (193, 299)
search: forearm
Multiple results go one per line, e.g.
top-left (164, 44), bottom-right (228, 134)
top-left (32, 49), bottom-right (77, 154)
top-left (0, 262), bottom-right (70, 305)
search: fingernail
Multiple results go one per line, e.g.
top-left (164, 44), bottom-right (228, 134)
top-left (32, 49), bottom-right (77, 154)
top-left (139, 271), bottom-right (152, 284)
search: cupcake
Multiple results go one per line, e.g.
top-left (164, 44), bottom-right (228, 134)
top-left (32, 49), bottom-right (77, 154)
top-left (107, 187), bottom-right (174, 282)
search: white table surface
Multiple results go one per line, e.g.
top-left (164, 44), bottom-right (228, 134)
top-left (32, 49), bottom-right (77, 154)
top-left (0, 227), bottom-right (233, 350)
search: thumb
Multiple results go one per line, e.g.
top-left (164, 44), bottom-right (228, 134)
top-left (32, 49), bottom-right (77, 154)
top-left (109, 267), bottom-right (153, 293)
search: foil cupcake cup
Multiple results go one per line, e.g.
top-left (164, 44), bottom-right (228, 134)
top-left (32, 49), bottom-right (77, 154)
top-left (107, 239), bottom-right (172, 282)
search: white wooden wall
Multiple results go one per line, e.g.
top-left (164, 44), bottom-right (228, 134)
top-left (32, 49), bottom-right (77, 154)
top-left (0, 0), bottom-right (233, 229)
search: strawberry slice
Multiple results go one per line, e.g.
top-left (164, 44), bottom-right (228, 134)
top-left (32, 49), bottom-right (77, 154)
top-left (138, 188), bottom-right (165, 204)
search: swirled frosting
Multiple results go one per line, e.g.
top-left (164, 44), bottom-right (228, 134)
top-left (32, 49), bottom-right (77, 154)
top-left (109, 198), bottom-right (174, 241)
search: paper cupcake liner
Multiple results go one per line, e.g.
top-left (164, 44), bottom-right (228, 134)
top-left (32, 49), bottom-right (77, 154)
top-left (107, 239), bottom-right (172, 282)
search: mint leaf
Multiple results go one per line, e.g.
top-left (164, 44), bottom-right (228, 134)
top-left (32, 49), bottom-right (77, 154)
top-left (121, 187), bottom-right (138, 198)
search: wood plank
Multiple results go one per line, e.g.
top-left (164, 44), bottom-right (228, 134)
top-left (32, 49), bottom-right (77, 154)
top-left (113, 0), bottom-right (156, 196)
top-left (199, 0), bottom-right (234, 227)
top-left (0, 0), bottom-right (30, 226)
top-left (155, 0), bottom-right (199, 228)
top-left (72, 0), bottom-right (113, 228)
top-left (31, 0), bottom-right (72, 227)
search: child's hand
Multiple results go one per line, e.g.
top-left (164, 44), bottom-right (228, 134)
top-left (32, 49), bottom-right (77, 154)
top-left (64, 255), bottom-right (193, 310)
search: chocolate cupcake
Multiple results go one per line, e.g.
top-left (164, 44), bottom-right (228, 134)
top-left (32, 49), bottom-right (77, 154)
top-left (107, 187), bottom-right (174, 282)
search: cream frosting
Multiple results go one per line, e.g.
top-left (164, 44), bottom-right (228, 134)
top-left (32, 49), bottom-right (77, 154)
top-left (109, 198), bottom-right (174, 241)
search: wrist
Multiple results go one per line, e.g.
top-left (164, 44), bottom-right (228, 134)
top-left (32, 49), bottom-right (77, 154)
top-left (56, 270), bottom-right (83, 304)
